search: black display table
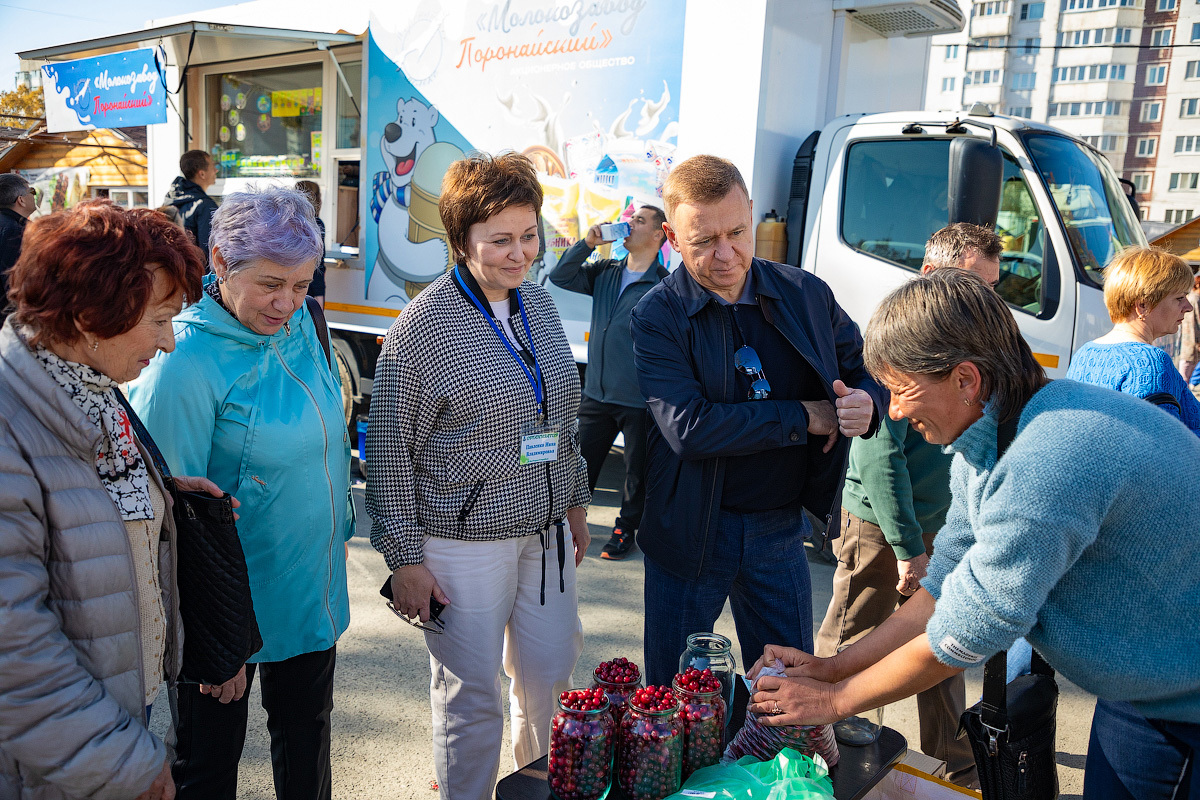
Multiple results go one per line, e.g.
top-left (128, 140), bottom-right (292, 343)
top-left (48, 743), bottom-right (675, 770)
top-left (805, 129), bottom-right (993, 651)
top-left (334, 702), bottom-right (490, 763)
top-left (496, 679), bottom-right (907, 800)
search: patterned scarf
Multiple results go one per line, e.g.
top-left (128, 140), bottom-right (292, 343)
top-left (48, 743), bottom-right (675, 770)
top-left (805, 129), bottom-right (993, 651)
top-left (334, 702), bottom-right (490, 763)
top-left (34, 345), bottom-right (154, 521)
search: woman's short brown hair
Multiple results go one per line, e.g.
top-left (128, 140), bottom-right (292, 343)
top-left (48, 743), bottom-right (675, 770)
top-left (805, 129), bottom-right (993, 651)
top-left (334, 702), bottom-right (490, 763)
top-left (863, 268), bottom-right (1048, 423)
top-left (9, 200), bottom-right (205, 346)
top-left (1102, 246), bottom-right (1193, 323)
top-left (439, 152), bottom-right (543, 267)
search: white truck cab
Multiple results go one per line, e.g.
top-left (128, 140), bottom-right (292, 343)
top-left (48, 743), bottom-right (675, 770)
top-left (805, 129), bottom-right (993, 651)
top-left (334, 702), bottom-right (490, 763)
top-left (790, 110), bottom-right (1147, 378)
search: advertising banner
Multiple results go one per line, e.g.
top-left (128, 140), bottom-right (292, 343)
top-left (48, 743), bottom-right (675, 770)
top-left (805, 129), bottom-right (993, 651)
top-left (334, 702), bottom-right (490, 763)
top-left (42, 48), bottom-right (167, 133)
top-left (17, 167), bottom-right (91, 217)
top-left (364, 0), bottom-right (685, 305)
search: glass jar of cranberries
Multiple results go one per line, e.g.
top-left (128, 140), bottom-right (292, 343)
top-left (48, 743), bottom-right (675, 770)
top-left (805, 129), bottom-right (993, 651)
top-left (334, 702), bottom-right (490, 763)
top-left (617, 685), bottom-right (683, 800)
top-left (548, 688), bottom-right (615, 800)
top-left (592, 657), bottom-right (642, 724)
top-left (678, 633), bottom-right (737, 718)
top-left (672, 667), bottom-right (727, 779)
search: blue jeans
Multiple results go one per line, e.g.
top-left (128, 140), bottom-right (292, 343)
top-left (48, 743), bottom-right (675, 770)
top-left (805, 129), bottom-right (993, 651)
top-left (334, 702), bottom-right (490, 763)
top-left (1083, 699), bottom-right (1197, 799)
top-left (642, 506), bottom-right (813, 687)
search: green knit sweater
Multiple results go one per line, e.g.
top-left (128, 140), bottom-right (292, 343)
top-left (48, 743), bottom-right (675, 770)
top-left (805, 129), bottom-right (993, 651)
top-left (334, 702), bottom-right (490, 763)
top-left (841, 415), bottom-right (954, 560)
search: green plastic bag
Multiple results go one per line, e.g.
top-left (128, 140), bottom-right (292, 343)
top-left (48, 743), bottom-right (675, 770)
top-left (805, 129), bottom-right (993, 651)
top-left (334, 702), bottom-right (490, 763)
top-left (664, 747), bottom-right (834, 800)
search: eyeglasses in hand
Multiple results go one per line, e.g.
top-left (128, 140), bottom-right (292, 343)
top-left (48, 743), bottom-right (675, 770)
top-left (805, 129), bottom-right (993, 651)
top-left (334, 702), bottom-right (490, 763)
top-left (380, 577), bottom-right (446, 634)
top-left (734, 345), bottom-right (771, 400)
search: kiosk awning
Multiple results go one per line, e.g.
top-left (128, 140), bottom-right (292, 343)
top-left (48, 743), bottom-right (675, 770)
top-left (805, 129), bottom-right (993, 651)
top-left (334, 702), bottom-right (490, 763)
top-left (19, 21), bottom-right (360, 69)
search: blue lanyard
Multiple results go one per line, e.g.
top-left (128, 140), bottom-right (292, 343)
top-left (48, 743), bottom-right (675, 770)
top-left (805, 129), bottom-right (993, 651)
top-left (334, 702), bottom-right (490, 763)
top-left (454, 266), bottom-right (545, 420)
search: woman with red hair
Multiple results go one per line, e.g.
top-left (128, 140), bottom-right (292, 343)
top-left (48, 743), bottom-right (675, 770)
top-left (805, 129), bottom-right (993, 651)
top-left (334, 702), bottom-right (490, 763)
top-left (0, 200), bottom-right (213, 800)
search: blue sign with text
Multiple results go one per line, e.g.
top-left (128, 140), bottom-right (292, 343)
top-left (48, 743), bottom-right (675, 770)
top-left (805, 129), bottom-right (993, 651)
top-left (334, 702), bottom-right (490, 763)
top-left (42, 48), bottom-right (167, 133)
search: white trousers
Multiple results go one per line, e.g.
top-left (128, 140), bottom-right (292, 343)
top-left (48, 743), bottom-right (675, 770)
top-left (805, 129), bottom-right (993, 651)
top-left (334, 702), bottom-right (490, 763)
top-left (423, 530), bottom-right (584, 800)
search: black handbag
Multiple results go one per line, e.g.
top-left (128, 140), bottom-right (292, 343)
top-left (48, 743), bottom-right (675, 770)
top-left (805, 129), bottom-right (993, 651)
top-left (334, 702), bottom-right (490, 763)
top-left (958, 409), bottom-right (1059, 799)
top-left (116, 390), bottom-right (263, 686)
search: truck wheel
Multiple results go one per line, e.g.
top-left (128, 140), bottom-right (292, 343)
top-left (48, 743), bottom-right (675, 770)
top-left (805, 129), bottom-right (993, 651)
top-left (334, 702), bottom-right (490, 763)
top-left (334, 347), bottom-right (355, 427)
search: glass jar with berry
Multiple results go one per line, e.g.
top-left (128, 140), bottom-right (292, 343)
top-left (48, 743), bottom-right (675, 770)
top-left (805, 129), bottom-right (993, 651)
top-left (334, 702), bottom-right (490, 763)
top-left (617, 685), bottom-right (683, 800)
top-left (592, 657), bottom-right (642, 724)
top-left (548, 687), bottom-right (615, 800)
top-left (678, 633), bottom-right (736, 719)
top-left (672, 667), bottom-right (727, 779)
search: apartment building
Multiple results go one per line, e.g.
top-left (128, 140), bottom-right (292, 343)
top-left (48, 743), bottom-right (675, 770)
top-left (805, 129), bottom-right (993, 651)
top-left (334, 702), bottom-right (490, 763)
top-left (1127, 0), bottom-right (1200, 224)
top-left (925, 0), bottom-right (1199, 223)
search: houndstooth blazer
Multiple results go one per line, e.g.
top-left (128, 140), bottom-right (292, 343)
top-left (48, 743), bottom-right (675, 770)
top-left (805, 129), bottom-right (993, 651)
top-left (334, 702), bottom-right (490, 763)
top-left (366, 269), bottom-right (591, 569)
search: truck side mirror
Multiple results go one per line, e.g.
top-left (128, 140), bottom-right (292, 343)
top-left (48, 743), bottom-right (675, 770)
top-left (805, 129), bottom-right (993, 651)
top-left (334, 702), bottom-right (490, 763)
top-left (947, 137), bottom-right (1003, 228)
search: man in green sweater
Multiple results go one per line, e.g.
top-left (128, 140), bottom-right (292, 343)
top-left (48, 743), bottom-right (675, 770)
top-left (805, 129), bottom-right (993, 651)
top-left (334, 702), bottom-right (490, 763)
top-left (813, 223), bottom-right (1001, 787)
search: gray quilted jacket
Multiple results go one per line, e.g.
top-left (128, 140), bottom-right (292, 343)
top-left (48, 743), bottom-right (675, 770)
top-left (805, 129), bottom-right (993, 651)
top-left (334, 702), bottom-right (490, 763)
top-left (0, 322), bottom-right (182, 799)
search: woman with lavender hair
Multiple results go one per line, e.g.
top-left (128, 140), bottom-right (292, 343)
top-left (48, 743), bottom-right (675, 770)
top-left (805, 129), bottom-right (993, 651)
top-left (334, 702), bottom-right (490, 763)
top-left (128, 187), bottom-right (353, 800)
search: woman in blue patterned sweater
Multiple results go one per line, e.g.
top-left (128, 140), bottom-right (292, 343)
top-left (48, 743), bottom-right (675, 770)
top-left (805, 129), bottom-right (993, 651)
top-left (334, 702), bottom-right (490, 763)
top-left (1067, 246), bottom-right (1200, 435)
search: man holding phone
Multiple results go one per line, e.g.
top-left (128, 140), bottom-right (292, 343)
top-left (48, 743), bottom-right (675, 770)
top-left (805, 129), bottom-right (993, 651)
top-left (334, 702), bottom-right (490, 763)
top-left (549, 206), bottom-right (669, 560)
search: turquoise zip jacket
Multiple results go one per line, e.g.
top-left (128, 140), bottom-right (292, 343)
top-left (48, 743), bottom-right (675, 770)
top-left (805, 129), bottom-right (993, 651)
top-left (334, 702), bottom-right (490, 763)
top-left (128, 293), bottom-right (352, 663)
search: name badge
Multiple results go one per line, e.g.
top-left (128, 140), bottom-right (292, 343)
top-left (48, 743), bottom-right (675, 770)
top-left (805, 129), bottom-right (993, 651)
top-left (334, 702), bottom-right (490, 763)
top-left (520, 419), bottom-right (561, 465)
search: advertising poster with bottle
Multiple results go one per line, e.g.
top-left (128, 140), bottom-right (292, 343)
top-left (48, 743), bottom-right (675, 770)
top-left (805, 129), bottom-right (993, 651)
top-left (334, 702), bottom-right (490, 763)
top-left (364, 0), bottom-right (685, 309)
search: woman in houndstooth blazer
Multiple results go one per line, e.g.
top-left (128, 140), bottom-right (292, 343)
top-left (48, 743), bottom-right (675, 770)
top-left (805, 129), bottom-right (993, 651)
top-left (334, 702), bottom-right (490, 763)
top-left (366, 152), bottom-right (591, 800)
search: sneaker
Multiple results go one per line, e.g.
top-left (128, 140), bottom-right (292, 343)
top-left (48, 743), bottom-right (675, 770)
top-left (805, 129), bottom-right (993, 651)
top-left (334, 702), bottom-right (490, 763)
top-left (600, 527), bottom-right (636, 560)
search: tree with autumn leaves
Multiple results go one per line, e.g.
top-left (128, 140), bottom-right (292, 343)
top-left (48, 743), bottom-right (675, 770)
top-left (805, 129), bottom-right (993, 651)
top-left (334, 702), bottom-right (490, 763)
top-left (0, 84), bottom-right (45, 129)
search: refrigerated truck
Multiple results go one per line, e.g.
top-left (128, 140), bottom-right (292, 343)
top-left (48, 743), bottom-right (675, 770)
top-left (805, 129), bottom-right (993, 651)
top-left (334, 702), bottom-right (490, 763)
top-left (19, 0), bottom-right (1145, 427)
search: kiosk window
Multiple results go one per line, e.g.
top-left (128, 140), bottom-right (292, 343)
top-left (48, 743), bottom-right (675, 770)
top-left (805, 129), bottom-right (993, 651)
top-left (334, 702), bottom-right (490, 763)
top-left (841, 139), bottom-right (1049, 315)
top-left (207, 63), bottom-right (323, 179)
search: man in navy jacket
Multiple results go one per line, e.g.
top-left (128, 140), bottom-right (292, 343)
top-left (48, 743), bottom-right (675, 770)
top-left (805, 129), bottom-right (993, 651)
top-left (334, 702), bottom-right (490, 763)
top-left (630, 155), bottom-right (886, 686)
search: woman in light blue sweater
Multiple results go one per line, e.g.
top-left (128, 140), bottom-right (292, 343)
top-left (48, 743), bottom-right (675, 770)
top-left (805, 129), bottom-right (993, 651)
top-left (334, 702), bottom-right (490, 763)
top-left (1067, 246), bottom-right (1200, 435)
top-left (746, 270), bottom-right (1200, 798)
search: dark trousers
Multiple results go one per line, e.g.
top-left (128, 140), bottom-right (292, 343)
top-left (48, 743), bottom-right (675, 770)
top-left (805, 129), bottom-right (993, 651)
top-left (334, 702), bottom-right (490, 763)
top-left (643, 507), bottom-right (813, 687)
top-left (1084, 698), bottom-right (1197, 799)
top-left (171, 646), bottom-right (336, 800)
top-left (577, 395), bottom-right (649, 532)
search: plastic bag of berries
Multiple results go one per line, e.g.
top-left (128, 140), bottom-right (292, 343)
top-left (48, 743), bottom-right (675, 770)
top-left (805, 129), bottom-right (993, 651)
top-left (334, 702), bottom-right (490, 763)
top-left (721, 661), bottom-right (839, 767)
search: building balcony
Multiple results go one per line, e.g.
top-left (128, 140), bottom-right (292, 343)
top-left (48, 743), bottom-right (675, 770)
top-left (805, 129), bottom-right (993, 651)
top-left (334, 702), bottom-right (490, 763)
top-left (968, 14), bottom-right (1013, 38)
top-left (966, 47), bottom-right (1008, 72)
top-left (963, 84), bottom-right (1005, 107)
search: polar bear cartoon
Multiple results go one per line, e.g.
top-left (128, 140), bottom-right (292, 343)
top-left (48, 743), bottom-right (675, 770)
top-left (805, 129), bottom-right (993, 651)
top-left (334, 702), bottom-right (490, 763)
top-left (369, 97), bottom-right (454, 300)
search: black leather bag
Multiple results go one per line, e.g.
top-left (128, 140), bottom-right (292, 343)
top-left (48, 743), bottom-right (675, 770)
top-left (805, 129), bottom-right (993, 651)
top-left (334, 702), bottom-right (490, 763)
top-left (116, 390), bottom-right (263, 686)
top-left (958, 409), bottom-right (1059, 799)
top-left (960, 650), bottom-right (1060, 799)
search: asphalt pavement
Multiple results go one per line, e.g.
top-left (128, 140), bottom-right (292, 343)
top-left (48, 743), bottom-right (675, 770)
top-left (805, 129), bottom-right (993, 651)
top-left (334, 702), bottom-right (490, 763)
top-left (151, 449), bottom-right (1095, 798)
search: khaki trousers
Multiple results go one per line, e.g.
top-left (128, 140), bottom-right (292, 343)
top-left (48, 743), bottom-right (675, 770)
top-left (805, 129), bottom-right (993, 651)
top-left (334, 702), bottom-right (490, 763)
top-left (815, 510), bottom-right (978, 786)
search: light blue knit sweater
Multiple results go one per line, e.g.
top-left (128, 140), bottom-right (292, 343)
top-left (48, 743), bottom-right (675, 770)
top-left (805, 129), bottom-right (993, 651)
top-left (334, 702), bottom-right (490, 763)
top-left (922, 379), bottom-right (1200, 723)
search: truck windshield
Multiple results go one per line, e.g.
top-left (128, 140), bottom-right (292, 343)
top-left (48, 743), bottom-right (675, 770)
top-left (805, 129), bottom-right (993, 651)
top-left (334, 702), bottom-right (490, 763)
top-left (1022, 133), bottom-right (1146, 287)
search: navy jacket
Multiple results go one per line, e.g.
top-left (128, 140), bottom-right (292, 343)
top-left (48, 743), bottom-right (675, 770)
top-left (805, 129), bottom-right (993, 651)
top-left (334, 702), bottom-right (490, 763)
top-left (0, 208), bottom-right (27, 317)
top-left (630, 259), bottom-right (886, 579)
top-left (549, 240), bottom-right (668, 408)
top-left (163, 177), bottom-right (218, 264)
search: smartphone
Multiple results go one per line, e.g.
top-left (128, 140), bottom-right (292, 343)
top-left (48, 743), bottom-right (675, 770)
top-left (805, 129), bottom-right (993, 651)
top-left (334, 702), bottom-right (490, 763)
top-left (379, 576), bottom-right (447, 618)
top-left (598, 222), bottom-right (630, 242)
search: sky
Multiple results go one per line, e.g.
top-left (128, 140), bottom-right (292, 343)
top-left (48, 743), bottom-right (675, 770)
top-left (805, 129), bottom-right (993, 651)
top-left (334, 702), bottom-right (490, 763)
top-left (0, 0), bottom-right (234, 89)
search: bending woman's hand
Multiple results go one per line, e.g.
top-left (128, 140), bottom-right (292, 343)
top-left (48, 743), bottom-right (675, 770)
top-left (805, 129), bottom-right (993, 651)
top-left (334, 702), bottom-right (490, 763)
top-left (566, 506), bottom-right (589, 566)
top-left (174, 476), bottom-right (241, 521)
top-left (390, 564), bottom-right (451, 622)
top-left (746, 644), bottom-right (843, 684)
top-left (750, 674), bottom-right (842, 727)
